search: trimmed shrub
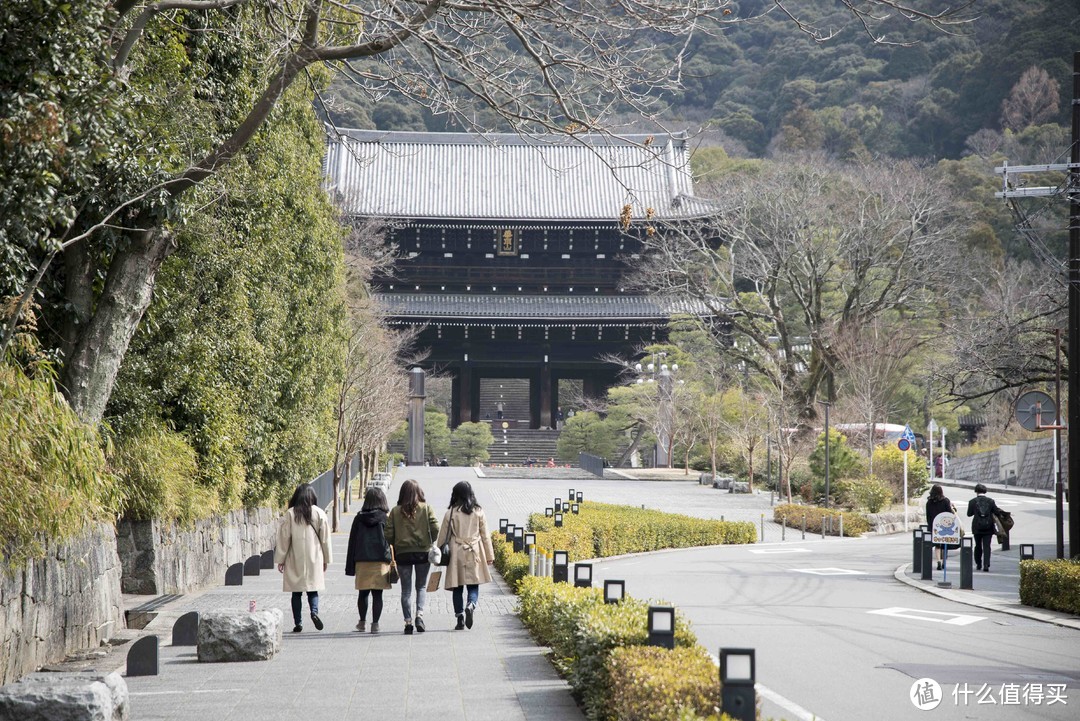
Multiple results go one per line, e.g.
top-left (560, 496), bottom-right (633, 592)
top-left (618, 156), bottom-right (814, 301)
top-left (773, 503), bottom-right (870, 537)
top-left (607, 646), bottom-right (721, 721)
top-left (515, 575), bottom-right (603, 665)
top-left (491, 534), bottom-right (530, 592)
top-left (835, 475), bottom-right (893, 513)
top-left (572, 598), bottom-right (698, 720)
top-left (527, 502), bottom-right (756, 561)
top-left (1020, 559), bottom-right (1080, 614)
top-left (0, 365), bottom-right (124, 565)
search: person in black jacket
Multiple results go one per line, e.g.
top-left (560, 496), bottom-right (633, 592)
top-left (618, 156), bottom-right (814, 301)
top-left (346, 487), bottom-right (392, 633)
top-left (967, 484), bottom-right (1001, 572)
top-left (925, 484), bottom-right (955, 571)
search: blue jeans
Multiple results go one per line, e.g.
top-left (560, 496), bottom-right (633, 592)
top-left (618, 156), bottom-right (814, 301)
top-left (399, 563), bottom-right (431, 622)
top-left (291, 591), bottom-right (319, 625)
top-left (452, 584), bottom-right (479, 616)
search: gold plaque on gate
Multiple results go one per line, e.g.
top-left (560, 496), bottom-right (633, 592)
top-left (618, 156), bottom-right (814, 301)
top-left (496, 229), bottom-right (520, 256)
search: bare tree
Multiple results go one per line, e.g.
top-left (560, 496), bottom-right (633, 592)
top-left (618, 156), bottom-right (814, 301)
top-left (1001, 66), bottom-right (1061, 132)
top-left (634, 158), bottom-right (962, 423)
top-left (718, 386), bottom-right (768, 491)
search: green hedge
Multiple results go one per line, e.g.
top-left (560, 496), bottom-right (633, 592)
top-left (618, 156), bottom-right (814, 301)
top-left (527, 501), bottom-right (756, 560)
top-left (773, 503), bottom-right (870, 537)
top-left (490, 536), bottom-right (530, 592)
top-left (607, 646), bottom-right (722, 721)
top-left (1019, 559), bottom-right (1080, 614)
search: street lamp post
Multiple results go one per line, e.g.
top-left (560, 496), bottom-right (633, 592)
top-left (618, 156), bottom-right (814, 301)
top-left (635, 352), bottom-right (679, 469)
top-left (821, 401), bottom-right (831, 509)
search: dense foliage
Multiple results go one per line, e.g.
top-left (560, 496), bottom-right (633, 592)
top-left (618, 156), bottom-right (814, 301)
top-left (773, 503), bottom-right (871, 537)
top-left (0, 366), bottom-right (124, 565)
top-left (1019, 559), bottom-right (1080, 615)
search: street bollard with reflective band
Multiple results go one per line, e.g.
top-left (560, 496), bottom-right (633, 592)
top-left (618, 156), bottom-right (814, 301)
top-left (529, 547), bottom-right (536, 576)
top-left (913, 529), bottom-right (923, 575)
top-left (960, 536), bottom-right (973, 590)
top-left (921, 531), bottom-right (934, 581)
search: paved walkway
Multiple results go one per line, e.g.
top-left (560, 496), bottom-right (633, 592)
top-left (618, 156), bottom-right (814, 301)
top-left (121, 511), bottom-right (583, 721)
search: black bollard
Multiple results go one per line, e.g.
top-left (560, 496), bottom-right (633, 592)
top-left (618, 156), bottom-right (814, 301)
top-left (913, 529), bottom-right (923, 575)
top-left (920, 532), bottom-right (933, 581)
top-left (960, 537), bottom-right (973, 590)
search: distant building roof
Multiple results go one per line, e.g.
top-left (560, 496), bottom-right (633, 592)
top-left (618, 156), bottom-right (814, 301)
top-left (373, 293), bottom-right (706, 322)
top-left (324, 130), bottom-right (714, 221)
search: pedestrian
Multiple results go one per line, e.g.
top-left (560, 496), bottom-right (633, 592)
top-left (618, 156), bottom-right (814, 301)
top-left (967, 483), bottom-right (1002, 572)
top-left (496, 401), bottom-right (504, 420)
top-left (556, 406), bottom-right (564, 429)
top-left (436, 481), bottom-right (495, 630)
top-left (385, 479), bottom-right (440, 635)
top-left (924, 484), bottom-right (955, 571)
top-left (275, 483), bottom-right (332, 633)
top-left (546, 457), bottom-right (555, 468)
top-left (345, 486), bottom-right (392, 633)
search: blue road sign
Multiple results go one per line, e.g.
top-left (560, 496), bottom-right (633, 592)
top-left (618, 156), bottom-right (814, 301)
top-left (898, 425), bottom-right (916, 451)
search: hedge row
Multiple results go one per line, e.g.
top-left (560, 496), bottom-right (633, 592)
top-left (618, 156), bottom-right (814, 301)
top-left (527, 501), bottom-right (757, 560)
top-left (1019, 559), bottom-right (1080, 614)
top-left (514, 576), bottom-right (721, 721)
top-left (491, 537), bottom-right (531, 591)
top-left (773, 503), bottom-right (870, 537)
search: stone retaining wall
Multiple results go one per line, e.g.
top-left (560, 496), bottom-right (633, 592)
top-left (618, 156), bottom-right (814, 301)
top-left (116, 507), bottom-right (278, 595)
top-left (0, 524), bottom-right (123, 686)
top-left (949, 436), bottom-right (1067, 491)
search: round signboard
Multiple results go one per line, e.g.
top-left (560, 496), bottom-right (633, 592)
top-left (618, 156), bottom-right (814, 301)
top-left (897, 438), bottom-right (911, 452)
top-left (1015, 390), bottom-right (1055, 432)
top-left (931, 511), bottom-right (961, 549)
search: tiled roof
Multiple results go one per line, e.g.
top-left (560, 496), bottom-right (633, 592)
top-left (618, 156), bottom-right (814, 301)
top-left (324, 130), bottom-right (715, 221)
top-left (373, 293), bottom-right (705, 320)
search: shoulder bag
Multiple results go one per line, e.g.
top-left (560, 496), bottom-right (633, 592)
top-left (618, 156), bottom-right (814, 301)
top-left (387, 545), bottom-right (400, 584)
top-left (438, 509), bottom-right (453, 567)
top-left (427, 506), bottom-right (443, 564)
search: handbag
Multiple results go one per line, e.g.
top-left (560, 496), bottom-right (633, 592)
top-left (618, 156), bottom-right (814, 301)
top-left (427, 508), bottom-right (443, 564)
top-left (387, 545), bottom-right (400, 584)
top-left (438, 509), bottom-right (453, 567)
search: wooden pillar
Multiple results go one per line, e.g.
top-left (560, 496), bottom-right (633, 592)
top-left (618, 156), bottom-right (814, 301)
top-left (539, 362), bottom-right (553, 429)
top-left (459, 364), bottom-right (474, 424)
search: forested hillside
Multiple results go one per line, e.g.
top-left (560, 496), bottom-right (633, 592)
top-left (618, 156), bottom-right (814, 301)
top-left (325, 0), bottom-right (1079, 161)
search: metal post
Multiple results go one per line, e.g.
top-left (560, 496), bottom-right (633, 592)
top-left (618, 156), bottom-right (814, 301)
top-left (960, 537), bottom-right (973, 590)
top-left (839, 514), bottom-right (844, 538)
top-left (782, 516), bottom-right (786, 541)
top-left (821, 517), bottom-right (826, 540)
top-left (913, 529), bottom-right (923, 575)
top-left (802, 514), bottom-right (806, 540)
top-left (822, 401), bottom-right (831, 508)
top-left (1055, 328), bottom-right (1065, 559)
top-left (760, 513), bottom-right (764, 541)
top-left (1071, 50), bottom-right (1080, 560)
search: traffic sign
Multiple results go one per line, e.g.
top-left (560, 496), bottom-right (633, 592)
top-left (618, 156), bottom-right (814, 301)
top-left (897, 438), bottom-right (911, 452)
top-left (898, 425), bottom-right (915, 451)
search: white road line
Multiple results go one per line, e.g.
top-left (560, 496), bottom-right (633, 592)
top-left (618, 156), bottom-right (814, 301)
top-left (707, 652), bottom-right (826, 721)
top-left (750, 548), bottom-right (813, 554)
top-left (756, 682), bottom-right (827, 721)
top-left (867, 607), bottom-right (986, 626)
top-left (792, 568), bottom-right (867, 575)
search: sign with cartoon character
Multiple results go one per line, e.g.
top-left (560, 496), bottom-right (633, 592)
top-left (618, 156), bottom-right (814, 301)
top-left (931, 511), bottom-right (961, 547)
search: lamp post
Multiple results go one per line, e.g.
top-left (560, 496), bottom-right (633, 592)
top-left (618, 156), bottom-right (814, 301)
top-left (603, 580), bottom-right (625, 604)
top-left (574, 563), bottom-right (593, 588)
top-left (646, 606), bottom-right (675, 649)
top-left (635, 353), bottom-right (680, 468)
top-left (719, 648), bottom-right (756, 721)
top-left (820, 401), bottom-right (831, 508)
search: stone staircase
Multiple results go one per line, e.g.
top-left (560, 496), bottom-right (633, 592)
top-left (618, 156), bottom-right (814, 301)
top-left (479, 378), bottom-right (530, 422)
top-left (486, 428), bottom-right (562, 466)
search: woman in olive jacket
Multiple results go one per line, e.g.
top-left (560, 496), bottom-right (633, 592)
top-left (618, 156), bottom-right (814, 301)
top-left (345, 487), bottom-right (392, 633)
top-left (437, 481), bottom-right (495, 631)
top-left (385, 479), bottom-right (440, 635)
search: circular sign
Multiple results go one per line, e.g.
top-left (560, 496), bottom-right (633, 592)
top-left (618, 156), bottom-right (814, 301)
top-left (501, 421), bottom-right (509, 429)
top-left (1015, 390), bottom-right (1055, 432)
top-left (897, 438), bottom-right (911, 452)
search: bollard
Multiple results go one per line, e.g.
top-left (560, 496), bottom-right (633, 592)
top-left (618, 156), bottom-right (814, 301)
top-left (760, 514), bottom-right (764, 541)
top-left (821, 517), bottom-right (826, 540)
top-left (782, 516), bottom-right (786, 541)
top-left (802, 514), bottom-right (806, 540)
top-left (913, 530), bottom-right (923, 575)
top-left (960, 536), bottom-right (973, 590)
top-left (839, 514), bottom-right (844, 538)
top-left (920, 531), bottom-right (933, 581)
top-left (529, 547), bottom-right (536, 576)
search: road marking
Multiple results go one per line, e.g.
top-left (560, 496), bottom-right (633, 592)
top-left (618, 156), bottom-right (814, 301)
top-left (747, 548), bottom-right (812, 556)
top-left (708, 653), bottom-right (825, 721)
top-left (867, 607), bottom-right (986, 626)
top-left (130, 689), bottom-right (246, 696)
top-left (792, 567), bottom-right (867, 575)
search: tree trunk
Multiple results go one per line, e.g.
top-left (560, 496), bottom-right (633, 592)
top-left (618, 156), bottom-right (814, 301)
top-left (62, 227), bottom-right (174, 423)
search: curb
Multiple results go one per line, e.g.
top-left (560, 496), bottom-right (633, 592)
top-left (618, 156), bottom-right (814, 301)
top-left (893, 563), bottom-right (1080, 631)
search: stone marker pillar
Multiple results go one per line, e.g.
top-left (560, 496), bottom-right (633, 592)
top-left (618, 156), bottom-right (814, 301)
top-left (407, 367), bottom-right (426, 466)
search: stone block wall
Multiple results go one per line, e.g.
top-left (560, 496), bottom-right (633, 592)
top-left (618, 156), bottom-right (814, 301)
top-left (948, 436), bottom-right (1067, 491)
top-left (116, 507), bottom-right (278, 595)
top-left (0, 523), bottom-right (123, 686)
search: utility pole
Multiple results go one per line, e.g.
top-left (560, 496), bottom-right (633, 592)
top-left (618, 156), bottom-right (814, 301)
top-left (994, 51), bottom-right (1080, 558)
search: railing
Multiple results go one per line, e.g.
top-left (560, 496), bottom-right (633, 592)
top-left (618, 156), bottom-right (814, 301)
top-left (309, 455), bottom-right (361, 510)
top-left (579, 452), bottom-right (605, 477)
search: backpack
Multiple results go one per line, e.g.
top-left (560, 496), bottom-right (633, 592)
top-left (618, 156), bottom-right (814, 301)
top-left (972, 497), bottom-right (995, 533)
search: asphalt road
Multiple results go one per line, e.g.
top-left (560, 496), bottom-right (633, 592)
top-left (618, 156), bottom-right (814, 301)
top-left (387, 468), bottom-right (1079, 721)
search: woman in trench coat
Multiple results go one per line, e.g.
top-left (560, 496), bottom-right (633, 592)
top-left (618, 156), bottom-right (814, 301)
top-left (436, 481), bottom-right (495, 630)
top-left (275, 483), bottom-right (332, 633)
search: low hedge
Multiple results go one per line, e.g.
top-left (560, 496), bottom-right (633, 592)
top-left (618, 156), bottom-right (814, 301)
top-left (490, 536), bottom-right (531, 592)
top-left (527, 501), bottom-right (756, 561)
top-left (773, 503), bottom-right (870, 537)
top-left (607, 646), bottom-right (722, 721)
top-left (1019, 559), bottom-right (1080, 614)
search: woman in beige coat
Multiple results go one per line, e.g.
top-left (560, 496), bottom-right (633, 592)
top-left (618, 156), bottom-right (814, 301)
top-left (275, 483), bottom-right (332, 633)
top-left (436, 481), bottom-right (494, 630)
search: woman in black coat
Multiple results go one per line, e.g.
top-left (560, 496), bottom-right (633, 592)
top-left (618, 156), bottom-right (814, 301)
top-left (967, 483), bottom-right (1001, 572)
top-left (925, 484), bottom-right (955, 571)
top-left (345, 487), bottom-right (392, 632)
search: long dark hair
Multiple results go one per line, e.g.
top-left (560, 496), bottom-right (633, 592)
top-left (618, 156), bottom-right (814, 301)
top-left (397, 479), bottom-right (426, 518)
top-left (363, 487), bottom-right (389, 513)
top-left (288, 483), bottom-right (317, 526)
top-left (449, 481), bottom-right (480, 514)
top-left (928, 484), bottom-right (944, 502)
